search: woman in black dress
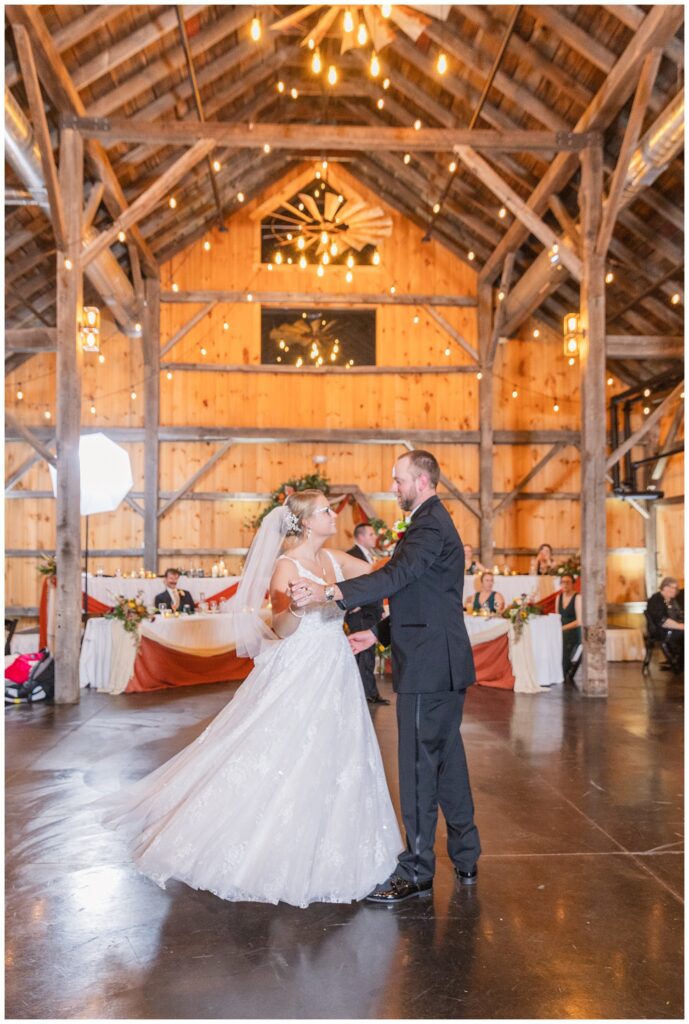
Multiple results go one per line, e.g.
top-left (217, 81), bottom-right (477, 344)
top-left (557, 573), bottom-right (582, 682)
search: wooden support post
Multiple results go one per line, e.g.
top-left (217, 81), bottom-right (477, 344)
top-left (579, 143), bottom-right (608, 698)
top-left (642, 426), bottom-right (660, 597)
top-left (54, 127), bottom-right (83, 704)
top-left (143, 277), bottom-right (160, 572)
top-left (478, 284), bottom-right (494, 564)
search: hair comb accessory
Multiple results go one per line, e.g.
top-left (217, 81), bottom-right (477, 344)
top-left (283, 509), bottom-right (300, 535)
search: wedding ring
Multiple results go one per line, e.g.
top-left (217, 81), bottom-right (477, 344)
top-left (306, 587), bottom-right (312, 595)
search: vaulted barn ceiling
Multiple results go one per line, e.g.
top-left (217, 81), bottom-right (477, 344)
top-left (4, 4), bottom-right (684, 384)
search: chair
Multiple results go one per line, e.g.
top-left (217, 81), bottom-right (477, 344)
top-left (642, 610), bottom-right (656, 675)
top-left (4, 618), bottom-right (18, 656)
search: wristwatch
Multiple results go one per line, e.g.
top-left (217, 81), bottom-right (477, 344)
top-left (324, 585), bottom-right (336, 602)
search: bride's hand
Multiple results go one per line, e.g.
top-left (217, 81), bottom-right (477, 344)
top-left (348, 629), bottom-right (376, 654)
top-left (289, 577), bottom-right (326, 607)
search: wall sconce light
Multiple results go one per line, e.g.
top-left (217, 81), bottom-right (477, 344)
top-left (80, 306), bottom-right (101, 352)
top-left (563, 312), bottom-right (581, 359)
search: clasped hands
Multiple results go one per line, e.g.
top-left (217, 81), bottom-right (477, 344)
top-left (288, 578), bottom-right (376, 655)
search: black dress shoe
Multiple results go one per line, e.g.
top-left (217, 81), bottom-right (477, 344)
top-left (455, 867), bottom-right (478, 886)
top-left (366, 875), bottom-right (433, 904)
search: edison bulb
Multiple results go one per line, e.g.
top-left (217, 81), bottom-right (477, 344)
top-left (312, 49), bottom-right (322, 74)
top-left (372, 250), bottom-right (381, 266)
top-left (346, 254), bottom-right (354, 268)
top-left (250, 16), bottom-right (261, 41)
top-left (437, 52), bottom-right (448, 74)
top-left (327, 64), bottom-right (337, 86)
top-left (370, 52), bottom-right (380, 77)
top-left (343, 8), bottom-right (354, 32)
top-left (357, 22), bottom-right (367, 45)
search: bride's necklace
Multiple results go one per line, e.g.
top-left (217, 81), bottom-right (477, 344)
top-left (300, 547), bottom-right (328, 579)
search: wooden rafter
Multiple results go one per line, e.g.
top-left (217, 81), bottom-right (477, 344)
top-left (606, 382), bottom-right (684, 471)
top-left (157, 439), bottom-right (235, 519)
top-left (422, 307), bottom-right (479, 364)
top-left (493, 443), bottom-right (568, 514)
top-left (160, 302), bottom-right (217, 358)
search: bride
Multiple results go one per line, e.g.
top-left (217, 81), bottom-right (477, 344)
top-left (96, 490), bottom-right (402, 908)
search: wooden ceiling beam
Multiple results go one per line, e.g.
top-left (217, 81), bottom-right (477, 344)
top-left (5, 5), bottom-right (159, 278)
top-left (62, 117), bottom-right (596, 153)
top-left (163, 291), bottom-right (477, 308)
top-left (603, 5), bottom-right (684, 66)
top-left (5, 5), bottom-right (129, 88)
top-left (6, 328), bottom-right (57, 353)
top-left (480, 3), bottom-right (684, 284)
top-left (606, 336), bottom-right (684, 360)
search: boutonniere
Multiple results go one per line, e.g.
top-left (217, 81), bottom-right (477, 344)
top-left (392, 518), bottom-right (409, 541)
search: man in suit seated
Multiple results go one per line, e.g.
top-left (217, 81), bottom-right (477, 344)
top-left (154, 568), bottom-right (196, 614)
top-left (345, 523), bottom-right (390, 705)
top-left (646, 576), bottom-right (684, 672)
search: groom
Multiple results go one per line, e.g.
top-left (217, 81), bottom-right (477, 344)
top-left (290, 449), bottom-right (481, 903)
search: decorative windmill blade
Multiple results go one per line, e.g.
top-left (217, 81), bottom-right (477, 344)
top-left (302, 5), bottom-right (340, 49)
top-left (323, 192), bottom-right (341, 222)
top-left (269, 5), bottom-right (323, 33)
top-left (388, 5), bottom-right (434, 41)
top-left (363, 6), bottom-right (396, 52)
top-left (297, 193), bottom-right (322, 221)
top-left (340, 7), bottom-right (359, 53)
top-left (281, 200), bottom-right (312, 222)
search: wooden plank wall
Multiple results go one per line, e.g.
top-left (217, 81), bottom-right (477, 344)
top-left (5, 164), bottom-right (684, 613)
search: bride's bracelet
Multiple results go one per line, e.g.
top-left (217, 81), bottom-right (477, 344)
top-left (289, 602), bottom-right (306, 618)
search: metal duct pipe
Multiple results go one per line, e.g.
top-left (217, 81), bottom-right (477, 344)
top-left (622, 89), bottom-right (684, 204)
top-left (5, 86), bottom-right (142, 337)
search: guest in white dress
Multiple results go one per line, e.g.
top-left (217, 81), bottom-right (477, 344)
top-left (95, 491), bottom-right (402, 908)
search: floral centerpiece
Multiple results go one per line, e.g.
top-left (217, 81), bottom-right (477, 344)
top-left (105, 592), bottom-right (153, 641)
top-left (249, 472), bottom-right (330, 530)
top-left (503, 594), bottom-right (543, 642)
top-left (552, 553), bottom-right (581, 578)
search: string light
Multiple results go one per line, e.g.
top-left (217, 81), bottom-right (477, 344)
top-left (277, 80), bottom-right (285, 93)
top-left (296, 357), bottom-right (303, 368)
top-left (607, 377), bottom-right (614, 386)
top-left (357, 22), bottom-right (367, 45)
top-left (308, 38), bottom-right (315, 49)
top-left (200, 346), bottom-right (207, 356)
top-left (372, 250), bottom-right (381, 266)
top-left (44, 409), bottom-right (51, 420)
top-left (291, 87), bottom-right (298, 100)
top-left (498, 290), bottom-right (505, 301)
top-left (267, 263), bottom-right (273, 271)
top-left (390, 285), bottom-right (396, 294)
top-left (498, 206), bottom-right (507, 219)
top-left (317, 264), bottom-right (324, 277)
top-left (312, 49), bottom-right (322, 74)
top-left (449, 160), bottom-right (457, 173)
top-left (413, 314), bottom-right (420, 324)
top-left (250, 16), bottom-right (261, 41)
top-left (377, 98), bottom-right (384, 110)
top-left (346, 270), bottom-right (353, 283)
top-left (274, 252), bottom-right (283, 264)
top-left (90, 404), bottom-right (96, 415)
top-left (16, 387), bottom-right (23, 401)
top-left (671, 292), bottom-right (681, 305)
top-left (643, 387), bottom-right (651, 397)
top-left (436, 52), bottom-right (448, 74)
top-left (237, 191), bottom-right (245, 202)
top-left (203, 239), bottom-right (211, 251)
top-left (98, 353), bottom-right (106, 364)
top-left (346, 253), bottom-right (354, 268)
top-left (533, 328), bottom-right (540, 338)
top-left (403, 153), bottom-right (411, 164)
top-left (263, 143), bottom-right (271, 154)
top-left (370, 52), bottom-right (380, 77)
top-left (317, 355), bottom-right (324, 366)
top-left (327, 64), bottom-right (338, 86)
top-left (467, 250), bottom-right (475, 261)
top-left (444, 347), bottom-right (451, 356)
top-left (605, 271), bottom-right (614, 284)
top-left (130, 390), bottom-right (137, 401)
top-left (322, 252), bottom-right (330, 265)
top-left (315, 170), bottom-right (321, 180)
top-left (568, 356), bottom-right (576, 366)
top-left (383, 77), bottom-right (390, 90)
top-left (64, 257), bottom-right (73, 270)
top-left (476, 371), bottom-right (483, 380)
top-left (223, 321), bottom-right (230, 331)
top-left (166, 371), bottom-right (173, 380)
top-left (168, 196), bottom-right (177, 209)
top-left (413, 119), bottom-right (422, 130)
top-left (511, 388), bottom-right (518, 398)
top-left (643, 406), bottom-right (651, 415)
top-left (117, 230), bottom-right (126, 243)
top-left (246, 293), bottom-right (253, 302)
top-left (212, 159), bottom-right (221, 172)
top-left (432, 202), bottom-right (440, 214)
top-left (299, 255), bottom-right (307, 269)
top-left (322, 160), bottom-right (328, 170)
top-left (171, 283), bottom-right (179, 292)
top-left (276, 356), bottom-right (282, 363)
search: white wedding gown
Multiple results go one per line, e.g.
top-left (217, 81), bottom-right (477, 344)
top-left (96, 552), bottom-right (402, 908)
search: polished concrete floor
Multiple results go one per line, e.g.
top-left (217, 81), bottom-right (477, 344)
top-left (6, 663), bottom-right (683, 1020)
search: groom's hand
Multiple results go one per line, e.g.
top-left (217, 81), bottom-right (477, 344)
top-left (348, 629), bottom-right (376, 654)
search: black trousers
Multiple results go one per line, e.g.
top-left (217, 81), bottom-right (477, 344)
top-left (355, 646), bottom-right (380, 701)
top-left (395, 690), bottom-right (481, 883)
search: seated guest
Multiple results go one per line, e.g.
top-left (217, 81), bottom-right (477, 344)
top-left (345, 524), bottom-right (389, 705)
top-left (465, 571), bottom-right (505, 615)
top-left (646, 577), bottom-right (684, 673)
top-left (154, 568), bottom-right (195, 614)
top-left (530, 543), bottom-right (555, 576)
top-left (463, 543), bottom-right (485, 575)
top-left (557, 573), bottom-right (582, 682)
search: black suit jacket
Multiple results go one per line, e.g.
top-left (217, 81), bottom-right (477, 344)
top-left (154, 588), bottom-right (196, 614)
top-left (343, 546), bottom-right (384, 633)
top-left (338, 496), bottom-right (475, 693)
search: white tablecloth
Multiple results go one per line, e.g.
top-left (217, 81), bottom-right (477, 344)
top-left (463, 612), bottom-right (563, 692)
top-left (463, 575), bottom-right (556, 607)
top-left (606, 628), bottom-right (644, 661)
top-left (82, 575), bottom-right (240, 608)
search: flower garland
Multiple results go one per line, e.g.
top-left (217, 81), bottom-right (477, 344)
top-left (249, 472), bottom-right (331, 530)
top-left (37, 554), bottom-right (56, 578)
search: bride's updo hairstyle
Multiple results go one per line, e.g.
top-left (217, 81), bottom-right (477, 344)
top-left (285, 489), bottom-right (325, 537)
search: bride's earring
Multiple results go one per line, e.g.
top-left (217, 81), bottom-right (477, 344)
top-left (306, 527), bottom-right (312, 539)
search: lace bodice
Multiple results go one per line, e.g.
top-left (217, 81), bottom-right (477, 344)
top-left (277, 550), bottom-right (346, 637)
